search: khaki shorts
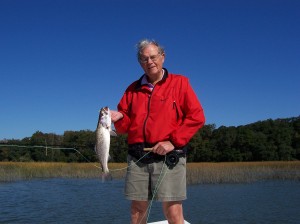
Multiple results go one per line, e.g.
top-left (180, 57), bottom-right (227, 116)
top-left (125, 155), bottom-right (187, 201)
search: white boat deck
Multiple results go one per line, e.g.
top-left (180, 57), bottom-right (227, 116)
top-left (148, 220), bottom-right (190, 224)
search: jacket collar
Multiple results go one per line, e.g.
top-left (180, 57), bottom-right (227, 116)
top-left (135, 68), bottom-right (168, 90)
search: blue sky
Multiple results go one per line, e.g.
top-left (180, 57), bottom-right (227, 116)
top-left (1, 0), bottom-right (299, 140)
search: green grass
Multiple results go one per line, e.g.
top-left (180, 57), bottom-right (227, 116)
top-left (1, 161), bottom-right (299, 184)
top-left (0, 162), bottom-right (126, 182)
top-left (186, 161), bottom-right (300, 184)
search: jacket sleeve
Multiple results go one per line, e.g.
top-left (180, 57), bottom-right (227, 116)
top-left (170, 78), bottom-right (205, 147)
top-left (113, 85), bottom-right (134, 134)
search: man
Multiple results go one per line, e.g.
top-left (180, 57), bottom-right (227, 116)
top-left (111, 39), bottom-right (205, 224)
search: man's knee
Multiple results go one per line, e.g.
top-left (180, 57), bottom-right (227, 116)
top-left (131, 200), bottom-right (149, 224)
top-left (163, 201), bottom-right (184, 224)
top-left (131, 200), bottom-right (148, 212)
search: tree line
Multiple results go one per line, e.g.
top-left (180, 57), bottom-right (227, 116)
top-left (1, 116), bottom-right (299, 162)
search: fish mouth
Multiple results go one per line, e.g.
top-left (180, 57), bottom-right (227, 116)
top-left (100, 106), bottom-right (109, 116)
top-left (100, 106), bottom-right (108, 112)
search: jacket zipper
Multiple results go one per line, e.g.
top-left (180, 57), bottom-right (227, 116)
top-left (143, 90), bottom-right (154, 144)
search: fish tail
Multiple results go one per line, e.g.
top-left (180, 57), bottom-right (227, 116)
top-left (101, 172), bottom-right (112, 182)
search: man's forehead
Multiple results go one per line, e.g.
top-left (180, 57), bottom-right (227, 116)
top-left (142, 44), bottom-right (159, 51)
top-left (140, 46), bottom-right (159, 55)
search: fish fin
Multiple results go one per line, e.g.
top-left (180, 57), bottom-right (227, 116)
top-left (101, 172), bottom-right (112, 182)
top-left (110, 130), bottom-right (117, 136)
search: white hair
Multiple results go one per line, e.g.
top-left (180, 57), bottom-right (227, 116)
top-left (136, 39), bottom-right (165, 60)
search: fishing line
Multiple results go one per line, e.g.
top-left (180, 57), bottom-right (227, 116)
top-left (1, 144), bottom-right (172, 222)
top-left (0, 144), bottom-right (102, 168)
top-left (0, 144), bottom-right (153, 171)
top-left (106, 151), bottom-right (152, 172)
top-left (144, 156), bottom-right (169, 224)
top-left (0, 144), bottom-right (75, 150)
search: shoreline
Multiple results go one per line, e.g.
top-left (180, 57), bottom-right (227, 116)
top-left (1, 161), bottom-right (299, 184)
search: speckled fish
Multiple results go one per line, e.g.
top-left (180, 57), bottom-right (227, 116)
top-left (95, 107), bottom-right (117, 178)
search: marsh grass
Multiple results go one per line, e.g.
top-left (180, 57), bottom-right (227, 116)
top-left (186, 161), bottom-right (300, 184)
top-left (1, 161), bottom-right (299, 183)
top-left (0, 162), bottom-right (126, 182)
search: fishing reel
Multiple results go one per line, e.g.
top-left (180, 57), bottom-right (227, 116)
top-left (165, 151), bottom-right (179, 169)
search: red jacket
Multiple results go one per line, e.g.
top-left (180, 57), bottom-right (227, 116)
top-left (114, 69), bottom-right (205, 147)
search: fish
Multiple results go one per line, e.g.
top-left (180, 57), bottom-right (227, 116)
top-left (95, 106), bottom-right (117, 179)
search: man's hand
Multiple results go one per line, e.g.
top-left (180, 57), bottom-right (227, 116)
top-left (110, 110), bottom-right (123, 123)
top-left (152, 141), bottom-right (175, 155)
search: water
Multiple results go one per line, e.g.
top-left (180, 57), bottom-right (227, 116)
top-left (1, 179), bottom-right (299, 224)
top-left (185, 181), bottom-right (300, 224)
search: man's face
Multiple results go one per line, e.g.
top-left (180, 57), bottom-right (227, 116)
top-left (139, 44), bottom-right (165, 79)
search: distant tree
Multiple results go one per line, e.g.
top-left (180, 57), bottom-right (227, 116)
top-left (292, 117), bottom-right (300, 159)
top-left (1, 116), bottom-right (299, 162)
top-left (235, 127), bottom-right (254, 161)
top-left (110, 134), bottom-right (128, 162)
top-left (210, 126), bottom-right (240, 161)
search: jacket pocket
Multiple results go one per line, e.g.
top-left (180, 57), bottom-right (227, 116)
top-left (172, 100), bottom-right (183, 121)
